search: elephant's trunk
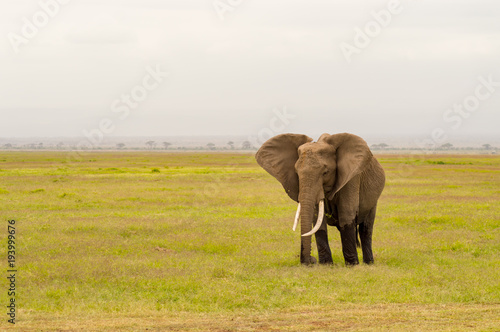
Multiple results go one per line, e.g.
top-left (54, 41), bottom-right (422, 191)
top-left (299, 198), bottom-right (316, 265)
top-left (293, 201), bottom-right (325, 236)
top-left (297, 183), bottom-right (325, 264)
top-left (302, 199), bottom-right (324, 237)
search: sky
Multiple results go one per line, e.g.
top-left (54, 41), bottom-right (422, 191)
top-left (1, 0), bottom-right (499, 141)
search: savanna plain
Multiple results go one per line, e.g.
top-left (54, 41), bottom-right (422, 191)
top-left (0, 151), bottom-right (499, 331)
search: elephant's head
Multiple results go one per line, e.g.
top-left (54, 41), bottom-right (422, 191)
top-left (255, 133), bottom-right (372, 264)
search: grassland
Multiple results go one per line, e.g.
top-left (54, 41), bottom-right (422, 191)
top-left (1, 151), bottom-right (499, 331)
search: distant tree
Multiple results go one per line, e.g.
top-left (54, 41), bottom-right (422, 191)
top-left (242, 141), bottom-right (252, 150)
top-left (3, 143), bottom-right (13, 149)
top-left (371, 143), bottom-right (389, 150)
top-left (206, 143), bottom-right (216, 150)
top-left (116, 143), bottom-right (126, 149)
top-left (146, 141), bottom-right (156, 149)
top-left (440, 143), bottom-right (453, 150)
top-left (38, 142), bottom-right (43, 149)
top-left (163, 142), bottom-right (172, 150)
top-left (56, 142), bottom-right (64, 149)
top-left (482, 143), bottom-right (492, 150)
top-left (227, 141), bottom-right (234, 150)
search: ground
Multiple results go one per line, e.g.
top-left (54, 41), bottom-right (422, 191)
top-left (0, 152), bottom-right (499, 331)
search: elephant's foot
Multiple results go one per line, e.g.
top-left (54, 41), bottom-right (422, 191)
top-left (343, 254), bottom-right (359, 266)
top-left (300, 255), bottom-right (317, 266)
top-left (363, 259), bottom-right (374, 265)
top-left (339, 223), bottom-right (360, 266)
top-left (345, 260), bottom-right (359, 267)
top-left (319, 256), bottom-right (333, 265)
top-left (318, 247), bottom-right (333, 264)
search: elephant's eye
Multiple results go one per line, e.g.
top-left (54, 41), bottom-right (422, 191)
top-left (323, 170), bottom-right (328, 176)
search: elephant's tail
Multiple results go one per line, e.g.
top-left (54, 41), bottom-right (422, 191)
top-left (356, 225), bottom-right (360, 248)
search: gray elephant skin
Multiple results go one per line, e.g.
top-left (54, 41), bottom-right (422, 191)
top-left (255, 133), bottom-right (385, 266)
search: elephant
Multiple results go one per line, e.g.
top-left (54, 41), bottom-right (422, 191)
top-left (255, 133), bottom-right (385, 266)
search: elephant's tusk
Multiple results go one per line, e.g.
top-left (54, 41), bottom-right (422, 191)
top-left (302, 200), bottom-right (324, 237)
top-left (292, 203), bottom-right (301, 231)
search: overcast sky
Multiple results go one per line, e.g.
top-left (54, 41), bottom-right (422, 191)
top-left (1, 0), bottom-right (499, 140)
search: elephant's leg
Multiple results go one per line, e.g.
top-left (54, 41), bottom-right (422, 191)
top-left (325, 200), bottom-right (338, 227)
top-left (339, 222), bottom-right (359, 266)
top-left (314, 217), bottom-right (333, 264)
top-left (337, 177), bottom-right (360, 266)
top-left (359, 206), bottom-right (376, 264)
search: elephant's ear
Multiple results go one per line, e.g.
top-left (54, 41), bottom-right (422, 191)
top-left (321, 133), bottom-right (372, 200)
top-left (255, 134), bottom-right (313, 202)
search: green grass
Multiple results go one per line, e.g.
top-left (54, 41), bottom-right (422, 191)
top-left (1, 151), bottom-right (499, 330)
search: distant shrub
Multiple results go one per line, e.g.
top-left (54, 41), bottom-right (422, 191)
top-left (103, 167), bottom-right (126, 173)
top-left (426, 160), bottom-right (472, 165)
